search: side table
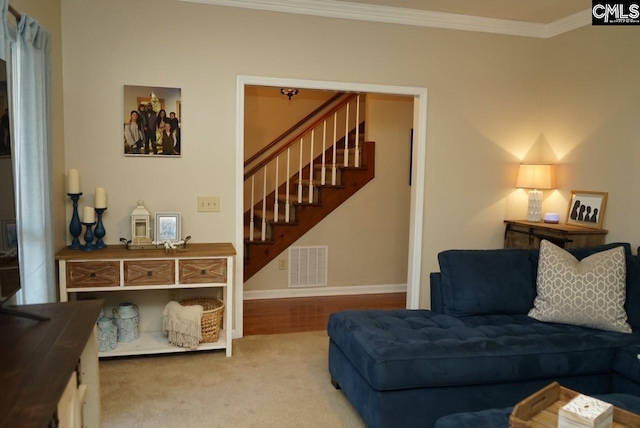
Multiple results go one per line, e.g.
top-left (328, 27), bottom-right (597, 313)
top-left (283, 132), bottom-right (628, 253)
top-left (504, 220), bottom-right (608, 249)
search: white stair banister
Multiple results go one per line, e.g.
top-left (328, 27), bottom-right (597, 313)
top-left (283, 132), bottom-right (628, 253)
top-left (309, 129), bottom-right (314, 203)
top-left (298, 137), bottom-right (304, 203)
top-left (332, 112), bottom-right (337, 186)
top-left (321, 120), bottom-right (327, 185)
top-left (355, 95), bottom-right (360, 168)
top-left (344, 103), bottom-right (350, 167)
top-left (249, 175), bottom-right (255, 241)
top-left (274, 156), bottom-right (279, 223)
top-left (285, 148), bottom-right (291, 223)
top-left (261, 168), bottom-right (267, 241)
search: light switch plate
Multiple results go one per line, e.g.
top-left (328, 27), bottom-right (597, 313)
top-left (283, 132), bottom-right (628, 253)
top-left (197, 196), bottom-right (220, 212)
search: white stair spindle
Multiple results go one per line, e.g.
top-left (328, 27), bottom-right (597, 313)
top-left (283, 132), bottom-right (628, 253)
top-left (274, 156), bottom-right (279, 223)
top-left (332, 112), bottom-right (337, 185)
top-left (321, 120), bottom-right (327, 185)
top-left (261, 168), bottom-right (267, 241)
top-left (309, 129), bottom-right (314, 204)
top-left (344, 103), bottom-right (350, 167)
top-left (285, 148), bottom-right (291, 223)
top-left (249, 175), bottom-right (255, 241)
top-left (355, 95), bottom-right (361, 168)
top-left (298, 137), bottom-right (304, 203)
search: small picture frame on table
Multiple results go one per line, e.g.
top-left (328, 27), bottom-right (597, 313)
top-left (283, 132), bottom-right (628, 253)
top-left (565, 190), bottom-right (608, 229)
top-left (155, 212), bottom-right (181, 242)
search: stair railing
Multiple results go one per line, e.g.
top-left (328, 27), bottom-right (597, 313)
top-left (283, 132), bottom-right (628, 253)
top-left (244, 94), bottom-right (363, 242)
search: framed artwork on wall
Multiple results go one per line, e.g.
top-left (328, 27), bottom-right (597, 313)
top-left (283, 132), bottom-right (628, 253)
top-left (123, 85), bottom-right (181, 157)
top-left (565, 190), bottom-right (608, 229)
top-left (155, 212), bottom-right (181, 243)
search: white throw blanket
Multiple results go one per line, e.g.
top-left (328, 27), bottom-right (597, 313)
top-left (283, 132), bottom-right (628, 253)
top-left (163, 301), bottom-right (203, 350)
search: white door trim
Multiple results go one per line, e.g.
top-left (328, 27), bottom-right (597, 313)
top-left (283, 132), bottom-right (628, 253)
top-left (235, 75), bottom-right (427, 337)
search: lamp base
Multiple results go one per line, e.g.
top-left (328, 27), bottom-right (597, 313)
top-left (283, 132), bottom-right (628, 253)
top-left (527, 189), bottom-right (543, 222)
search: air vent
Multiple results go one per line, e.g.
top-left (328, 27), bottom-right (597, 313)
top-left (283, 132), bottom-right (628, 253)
top-left (288, 246), bottom-right (328, 288)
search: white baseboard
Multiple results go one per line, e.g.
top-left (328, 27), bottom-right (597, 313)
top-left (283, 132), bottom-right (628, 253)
top-left (243, 283), bottom-right (407, 301)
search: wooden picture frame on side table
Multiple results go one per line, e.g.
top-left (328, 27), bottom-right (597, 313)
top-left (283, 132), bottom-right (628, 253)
top-left (565, 190), bottom-right (608, 229)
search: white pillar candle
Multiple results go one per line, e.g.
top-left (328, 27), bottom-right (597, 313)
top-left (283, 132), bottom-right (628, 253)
top-left (83, 206), bottom-right (95, 223)
top-left (67, 169), bottom-right (80, 194)
top-left (95, 187), bottom-right (107, 209)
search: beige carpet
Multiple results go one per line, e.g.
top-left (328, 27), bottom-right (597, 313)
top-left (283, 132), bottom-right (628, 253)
top-left (100, 331), bottom-right (366, 427)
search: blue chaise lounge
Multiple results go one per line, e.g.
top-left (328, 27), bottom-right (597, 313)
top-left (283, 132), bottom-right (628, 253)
top-left (327, 241), bottom-right (640, 427)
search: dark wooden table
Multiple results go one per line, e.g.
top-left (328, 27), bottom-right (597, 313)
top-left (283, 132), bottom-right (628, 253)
top-left (0, 299), bottom-right (103, 427)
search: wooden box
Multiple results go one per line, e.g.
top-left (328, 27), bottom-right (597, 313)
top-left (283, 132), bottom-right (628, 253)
top-left (510, 382), bottom-right (640, 428)
top-left (558, 394), bottom-right (613, 428)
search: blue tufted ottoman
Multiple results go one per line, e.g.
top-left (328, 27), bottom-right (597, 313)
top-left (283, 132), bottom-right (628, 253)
top-left (434, 393), bottom-right (640, 428)
top-left (328, 309), bottom-right (640, 428)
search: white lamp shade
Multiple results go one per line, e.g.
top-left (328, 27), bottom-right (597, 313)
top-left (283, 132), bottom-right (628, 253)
top-left (516, 164), bottom-right (556, 190)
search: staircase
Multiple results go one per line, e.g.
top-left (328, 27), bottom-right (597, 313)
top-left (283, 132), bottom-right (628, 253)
top-left (244, 94), bottom-right (375, 281)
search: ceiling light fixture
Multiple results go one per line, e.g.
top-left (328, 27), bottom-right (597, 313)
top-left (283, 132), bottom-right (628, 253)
top-left (280, 88), bottom-right (299, 100)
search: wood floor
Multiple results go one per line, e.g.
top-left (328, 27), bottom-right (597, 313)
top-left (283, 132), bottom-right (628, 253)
top-left (243, 292), bottom-right (407, 335)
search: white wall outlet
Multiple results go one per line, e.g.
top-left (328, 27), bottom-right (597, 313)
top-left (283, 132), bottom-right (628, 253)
top-left (278, 258), bottom-right (287, 270)
top-left (197, 196), bottom-right (220, 212)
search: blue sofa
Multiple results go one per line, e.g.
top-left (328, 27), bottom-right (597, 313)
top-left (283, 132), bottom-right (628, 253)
top-left (327, 243), bottom-right (640, 428)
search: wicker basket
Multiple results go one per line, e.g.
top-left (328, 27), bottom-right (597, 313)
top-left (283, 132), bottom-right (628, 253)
top-left (178, 297), bottom-right (224, 343)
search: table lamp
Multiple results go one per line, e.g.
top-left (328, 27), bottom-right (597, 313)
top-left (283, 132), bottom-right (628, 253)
top-left (516, 164), bottom-right (556, 222)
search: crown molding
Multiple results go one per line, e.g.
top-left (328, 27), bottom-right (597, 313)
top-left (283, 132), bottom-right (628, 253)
top-left (545, 9), bottom-right (592, 38)
top-left (179, 0), bottom-right (591, 38)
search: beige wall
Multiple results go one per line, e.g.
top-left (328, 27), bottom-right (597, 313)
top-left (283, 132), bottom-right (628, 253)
top-left (244, 86), bottom-right (335, 160)
top-left (539, 26), bottom-right (640, 247)
top-left (59, 0), bottom-right (545, 307)
top-left (31, 0), bottom-right (632, 308)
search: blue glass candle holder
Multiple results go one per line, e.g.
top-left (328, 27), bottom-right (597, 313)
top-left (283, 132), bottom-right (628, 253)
top-left (81, 222), bottom-right (96, 251)
top-left (94, 208), bottom-right (107, 249)
top-left (67, 193), bottom-right (83, 249)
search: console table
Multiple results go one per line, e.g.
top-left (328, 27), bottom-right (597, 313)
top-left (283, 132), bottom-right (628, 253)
top-left (504, 220), bottom-right (608, 249)
top-left (56, 243), bottom-right (235, 358)
top-left (0, 300), bottom-right (102, 428)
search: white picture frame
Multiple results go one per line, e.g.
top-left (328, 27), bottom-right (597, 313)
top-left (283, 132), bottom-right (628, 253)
top-left (155, 212), bottom-right (181, 242)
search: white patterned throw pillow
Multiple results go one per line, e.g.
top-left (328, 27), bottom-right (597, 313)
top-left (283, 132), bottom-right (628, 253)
top-left (528, 240), bottom-right (631, 333)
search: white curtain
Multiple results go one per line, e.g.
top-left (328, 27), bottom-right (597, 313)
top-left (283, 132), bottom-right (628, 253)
top-left (0, 0), bottom-right (7, 60)
top-left (7, 9), bottom-right (55, 303)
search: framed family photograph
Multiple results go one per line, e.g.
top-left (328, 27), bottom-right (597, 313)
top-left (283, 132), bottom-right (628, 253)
top-left (155, 212), bottom-right (181, 243)
top-left (1, 219), bottom-right (16, 251)
top-left (123, 85), bottom-right (181, 157)
top-left (565, 190), bottom-right (608, 229)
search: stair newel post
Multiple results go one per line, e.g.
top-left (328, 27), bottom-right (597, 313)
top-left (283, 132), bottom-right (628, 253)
top-left (309, 129), bottom-right (314, 204)
top-left (249, 175), bottom-right (255, 241)
top-left (332, 112), bottom-right (337, 186)
top-left (285, 148), bottom-right (291, 223)
top-left (321, 120), bottom-right (327, 185)
top-left (355, 95), bottom-right (361, 168)
top-left (261, 167), bottom-right (267, 241)
top-left (274, 155), bottom-right (280, 224)
top-left (344, 102), bottom-right (350, 167)
top-left (298, 137), bottom-right (304, 204)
